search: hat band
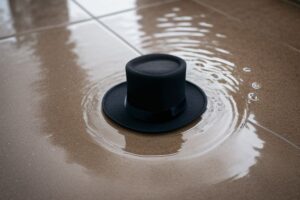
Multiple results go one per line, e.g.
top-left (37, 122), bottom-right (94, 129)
top-left (124, 97), bottom-right (187, 122)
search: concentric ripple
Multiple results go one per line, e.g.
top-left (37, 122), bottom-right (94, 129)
top-left (81, 5), bottom-right (260, 159)
top-left (82, 70), bottom-right (248, 159)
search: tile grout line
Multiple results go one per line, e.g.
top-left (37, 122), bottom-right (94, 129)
top-left (97, 20), bottom-right (143, 55)
top-left (248, 119), bottom-right (300, 150)
top-left (71, 0), bottom-right (182, 56)
top-left (191, 0), bottom-right (241, 22)
top-left (0, 18), bottom-right (93, 41)
top-left (193, 0), bottom-right (300, 53)
top-left (71, 0), bottom-right (143, 55)
top-left (283, 43), bottom-right (300, 53)
top-left (96, 0), bottom-right (180, 19)
top-left (282, 0), bottom-right (300, 9)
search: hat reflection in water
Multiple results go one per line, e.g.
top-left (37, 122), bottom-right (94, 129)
top-left (82, 2), bottom-right (264, 186)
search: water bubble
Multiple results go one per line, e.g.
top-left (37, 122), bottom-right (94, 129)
top-left (251, 82), bottom-right (261, 90)
top-left (243, 67), bottom-right (252, 72)
top-left (248, 93), bottom-right (258, 102)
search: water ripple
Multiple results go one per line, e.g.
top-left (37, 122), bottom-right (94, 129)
top-left (83, 7), bottom-right (262, 161)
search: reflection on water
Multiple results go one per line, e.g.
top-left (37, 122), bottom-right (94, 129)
top-left (2, 0), bottom-right (265, 189)
top-left (83, 70), bottom-right (248, 159)
top-left (84, 2), bottom-right (264, 162)
top-left (3, 0), bottom-right (88, 36)
top-left (83, 0), bottom-right (264, 180)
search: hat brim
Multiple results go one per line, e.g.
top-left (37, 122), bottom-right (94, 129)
top-left (102, 81), bottom-right (207, 133)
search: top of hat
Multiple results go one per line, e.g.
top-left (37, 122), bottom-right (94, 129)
top-left (126, 54), bottom-right (185, 77)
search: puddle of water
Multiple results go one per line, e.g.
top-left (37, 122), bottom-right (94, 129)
top-left (83, 4), bottom-right (265, 160)
top-left (1, 2), bottom-right (265, 192)
top-left (2, 1), bottom-right (299, 199)
top-left (82, 71), bottom-right (247, 159)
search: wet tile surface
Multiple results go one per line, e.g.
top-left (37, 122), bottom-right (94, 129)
top-left (74, 0), bottom-right (174, 17)
top-left (101, 0), bottom-right (300, 145)
top-left (0, 23), bottom-right (299, 198)
top-left (196, 0), bottom-right (300, 49)
top-left (0, 1), bottom-right (300, 200)
top-left (0, 0), bottom-right (90, 38)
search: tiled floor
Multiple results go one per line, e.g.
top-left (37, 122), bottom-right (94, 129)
top-left (101, 0), bottom-right (300, 145)
top-left (73, 0), bottom-right (176, 17)
top-left (196, 0), bottom-right (300, 49)
top-left (0, 0), bottom-right (299, 200)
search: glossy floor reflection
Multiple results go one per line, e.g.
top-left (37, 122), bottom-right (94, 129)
top-left (0, 0), bottom-right (90, 38)
top-left (0, 0), bottom-right (299, 200)
top-left (74, 0), bottom-right (175, 17)
top-left (101, 0), bottom-right (300, 145)
top-left (196, 0), bottom-right (300, 49)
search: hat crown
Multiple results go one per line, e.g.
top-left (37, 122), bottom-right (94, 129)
top-left (125, 54), bottom-right (186, 121)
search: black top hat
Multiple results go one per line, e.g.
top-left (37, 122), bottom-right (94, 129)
top-left (102, 54), bottom-right (207, 133)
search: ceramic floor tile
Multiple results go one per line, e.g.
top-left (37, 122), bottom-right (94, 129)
top-left (0, 3), bottom-right (299, 200)
top-left (196, 0), bottom-right (300, 49)
top-left (101, 0), bottom-right (300, 146)
top-left (0, 28), bottom-right (299, 199)
top-left (0, 20), bottom-right (137, 199)
top-left (74, 0), bottom-right (175, 17)
top-left (0, 0), bottom-right (90, 38)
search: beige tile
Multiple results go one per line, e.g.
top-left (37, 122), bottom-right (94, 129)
top-left (1, 2), bottom-right (300, 199)
top-left (0, 38), bottom-right (299, 199)
top-left (0, 21), bottom-right (137, 199)
top-left (74, 0), bottom-right (174, 17)
top-left (196, 0), bottom-right (300, 49)
top-left (0, 0), bottom-right (90, 38)
top-left (101, 0), bottom-right (300, 145)
top-left (0, 17), bottom-right (299, 200)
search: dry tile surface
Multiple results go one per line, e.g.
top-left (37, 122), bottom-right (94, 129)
top-left (0, 0), bottom-right (300, 200)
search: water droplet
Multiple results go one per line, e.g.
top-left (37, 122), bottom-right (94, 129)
top-left (157, 17), bottom-right (168, 22)
top-left (165, 13), bottom-right (176, 18)
top-left (215, 33), bottom-right (226, 38)
top-left (172, 7), bottom-right (180, 12)
top-left (248, 93), bottom-right (258, 102)
top-left (243, 67), bottom-right (251, 72)
top-left (251, 82), bottom-right (261, 90)
top-left (199, 22), bottom-right (213, 28)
